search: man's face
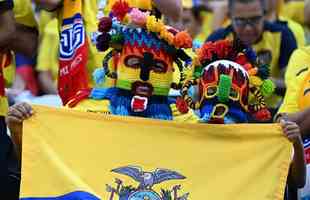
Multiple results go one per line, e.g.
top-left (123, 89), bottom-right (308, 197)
top-left (265, 0), bottom-right (278, 13)
top-left (231, 1), bottom-right (264, 45)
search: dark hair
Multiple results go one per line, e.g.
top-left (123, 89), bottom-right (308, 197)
top-left (228, 0), bottom-right (266, 14)
top-left (191, 5), bottom-right (210, 21)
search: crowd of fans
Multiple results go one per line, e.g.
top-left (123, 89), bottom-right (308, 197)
top-left (1, 0), bottom-right (310, 199)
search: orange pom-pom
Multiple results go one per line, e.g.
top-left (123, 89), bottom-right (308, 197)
top-left (248, 67), bottom-right (258, 76)
top-left (243, 63), bottom-right (253, 71)
top-left (174, 31), bottom-right (192, 48)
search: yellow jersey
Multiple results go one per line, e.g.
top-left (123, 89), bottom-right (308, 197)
top-left (36, 17), bottom-right (59, 83)
top-left (280, 1), bottom-right (305, 26)
top-left (13, 0), bottom-right (37, 27)
top-left (279, 16), bottom-right (305, 48)
top-left (279, 46), bottom-right (310, 113)
top-left (195, 11), bottom-right (214, 43)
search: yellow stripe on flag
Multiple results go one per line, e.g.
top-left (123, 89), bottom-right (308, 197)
top-left (21, 105), bottom-right (292, 200)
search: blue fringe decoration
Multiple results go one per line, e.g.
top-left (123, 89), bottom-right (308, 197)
top-left (93, 68), bottom-right (106, 86)
top-left (106, 88), bottom-right (173, 120)
top-left (89, 87), bottom-right (119, 100)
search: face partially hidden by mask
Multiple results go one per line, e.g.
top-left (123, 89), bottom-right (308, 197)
top-left (93, 0), bottom-right (193, 115)
top-left (180, 39), bottom-right (275, 124)
top-left (183, 60), bottom-right (250, 124)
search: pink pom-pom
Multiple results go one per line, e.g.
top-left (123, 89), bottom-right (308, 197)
top-left (129, 8), bottom-right (147, 26)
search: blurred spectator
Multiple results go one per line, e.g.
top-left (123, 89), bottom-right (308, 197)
top-left (281, 0), bottom-right (305, 26)
top-left (206, 0), bottom-right (298, 115)
top-left (277, 46), bottom-right (310, 200)
top-left (178, 0), bottom-right (219, 46)
top-left (0, 2), bottom-right (21, 200)
top-left (265, 0), bottom-right (305, 47)
top-left (31, 0), bottom-right (183, 104)
top-left (36, 12), bottom-right (58, 95)
top-left (15, 54), bottom-right (38, 96)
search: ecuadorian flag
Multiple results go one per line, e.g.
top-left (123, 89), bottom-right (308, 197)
top-left (20, 106), bottom-right (292, 200)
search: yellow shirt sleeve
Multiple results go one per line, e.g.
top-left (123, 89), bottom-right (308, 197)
top-left (281, 1), bottom-right (305, 26)
top-left (37, 18), bottom-right (59, 82)
top-left (13, 0), bottom-right (37, 27)
top-left (195, 12), bottom-right (214, 43)
top-left (283, 17), bottom-right (305, 48)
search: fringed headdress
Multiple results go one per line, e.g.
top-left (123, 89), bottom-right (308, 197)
top-left (180, 39), bottom-right (275, 123)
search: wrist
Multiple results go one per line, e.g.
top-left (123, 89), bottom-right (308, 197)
top-left (293, 136), bottom-right (303, 146)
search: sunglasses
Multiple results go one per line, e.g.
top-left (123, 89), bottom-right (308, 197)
top-left (232, 16), bottom-right (263, 27)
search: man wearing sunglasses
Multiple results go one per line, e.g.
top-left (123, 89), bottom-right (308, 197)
top-left (206, 0), bottom-right (298, 117)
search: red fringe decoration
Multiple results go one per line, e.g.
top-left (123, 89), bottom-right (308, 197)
top-left (197, 40), bottom-right (233, 64)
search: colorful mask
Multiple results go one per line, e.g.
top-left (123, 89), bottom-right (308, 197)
top-left (180, 40), bottom-right (275, 124)
top-left (91, 0), bottom-right (192, 119)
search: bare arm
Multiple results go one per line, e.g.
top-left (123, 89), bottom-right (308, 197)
top-left (6, 103), bottom-right (34, 163)
top-left (9, 24), bottom-right (38, 58)
top-left (209, 1), bottom-right (228, 31)
top-left (289, 138), bottom-right (307, 188)
top-left (286, 108), bottom-right (310, 138)
top-left (153, 0), bottom-right (182, 22)
top-left (0, 9), bottom-right (15, 49)
top-left (281, 120), bottom-right (306, 188)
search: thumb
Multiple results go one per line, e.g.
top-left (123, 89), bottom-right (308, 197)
top-left (280, 119), bottom-right (286, 128)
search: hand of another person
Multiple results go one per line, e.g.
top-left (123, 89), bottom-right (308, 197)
top-left (6, 102), bottom-right (33, 152)
top-left (280, 119), bottom-right (302, 145)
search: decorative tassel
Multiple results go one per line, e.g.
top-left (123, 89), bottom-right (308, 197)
top-left (90, 88), bottom-right (110, 99)
top-left (98, 17), bottom-right (112, 32)
top-left (260, 79), bottom-right (275, 97)
top-left (235, 53), bottom-right (248, 65)
top-left (96, 33), bottom-right (111, 51)
top-left (243, 47), bottom-right (257, 62)
top-left (176, 97), bottom-right (189, 114)
top-left (129, 8), bottom-right (148, 26)
top-left (252, 108), bottom-right (271, 121)
top-left (250, 76), bottom-right (263, 87)
top-left (174, 31), bottom-right (192, 49)
top-left (257, 64), bottom-right (270, 80)
top-left (93, 67), bottom-right (107, 86)
top-left (111, 0), bottom-right (130, 21)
